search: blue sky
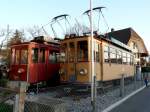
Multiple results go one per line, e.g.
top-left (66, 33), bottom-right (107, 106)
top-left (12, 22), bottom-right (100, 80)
top-left (0, 0), bottom-right (150, 51)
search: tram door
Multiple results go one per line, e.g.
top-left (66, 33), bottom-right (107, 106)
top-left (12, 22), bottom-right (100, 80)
top-left (38, 47), bottom-right (46, 82)
top-left (31, 47), bottom-right (47, 83)
top-left (10, 46), bottom-right (28, 81)
top-left (30, 47), bottom-right (39, 83)
top-left (47, 49), bottom-right (60, 81)
top-left (68, 42), bottom-right (77, 82)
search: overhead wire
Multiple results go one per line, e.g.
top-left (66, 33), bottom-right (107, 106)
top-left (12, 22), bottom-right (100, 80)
top-left (100, 10), bottom-right (110, 33)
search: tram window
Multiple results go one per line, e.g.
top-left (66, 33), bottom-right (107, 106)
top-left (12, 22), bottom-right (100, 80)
top-left (32, 48), bottom-right (38, 63)
top-left (122, 52), bottom-right (127, 64)
top-left (77, 41), bottom-right (88, 62)
top-left (15, 50), bottom-right (20, 64)
top-left (21, 50), bottom-right (28, 64)
top-left (11, 49), bottom-right (15, 65)
top-left (130, 55), bottom-right (134, 65)
top-left (60, 43), bottom-right (67, 62)
top-left (127, 54), bottom-right (130, 64)
top-left (69, 42), bottom-right (75, 62)
top-left (110, 47), bottom-right (117, 63)
top-left (59, 52), bottom-right (66, 62)
top-left (94, 43), bottom-right (100, 62)
top-left (49, 51), bottom-right (58, 63)
top-left (40, 49), bottom-right (45, 63)
top-left (117, 50), bottom-right (122, 64)
top-left (104, 45), bottom-right (109, 63)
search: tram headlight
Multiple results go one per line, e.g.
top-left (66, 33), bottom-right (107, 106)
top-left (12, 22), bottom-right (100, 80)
top-left (6, 68), bottom-right (10, 72)
top-left (79, 68), bottom-right (87, 75)
top-left (59, 68), bottom-right (65, 75)
top-left (18, 68), bottom-right (25, 74)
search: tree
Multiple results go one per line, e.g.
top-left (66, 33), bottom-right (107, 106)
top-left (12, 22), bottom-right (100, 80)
top-left (7, 29), bottom-right (25, 46)
top-left (0, 25), bottom-right (12, 53)
top-left (27, 25), bottom-right (47, 38)
top-left (3, 30), bottom-right (26, 65)
top-left (65, 23), bottom-right (90, 36)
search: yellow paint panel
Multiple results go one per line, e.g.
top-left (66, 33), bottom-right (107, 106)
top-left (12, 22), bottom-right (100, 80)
top-left (103, 63), bottom-right (134, 81)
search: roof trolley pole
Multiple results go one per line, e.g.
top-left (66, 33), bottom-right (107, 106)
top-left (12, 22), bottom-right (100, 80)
top-left (83, 7), bottom-right (106, 33)
top-left (50, 14), bottom-right (70, 38)
top-left (89, 0), bottom-right (97, 112)
top-left (92, 7), bottom-right (106, 33)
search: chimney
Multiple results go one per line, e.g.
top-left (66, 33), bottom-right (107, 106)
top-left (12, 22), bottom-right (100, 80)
top-left (111, 28), bottom-right (115, 32)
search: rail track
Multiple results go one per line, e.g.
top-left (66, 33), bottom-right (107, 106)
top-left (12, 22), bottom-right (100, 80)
top-left (26, 77), bottom-right (134, 99)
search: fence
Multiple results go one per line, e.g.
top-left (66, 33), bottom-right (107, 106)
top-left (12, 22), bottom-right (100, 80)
top-left (24, 97), bottom-right (66, 112)
top-left (23, 79), bottom-right (144, 112)
top-left (0, 102), bottom-right (13, 112)
top-left (0, 78), bottom-right (146, 112)
top-left (141, 67), bottom-right (150, 79)
top-left (0, 87), bottom-right (16, 112)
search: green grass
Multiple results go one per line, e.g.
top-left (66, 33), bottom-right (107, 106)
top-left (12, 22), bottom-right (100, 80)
top-left (0, 103), bottom-right (13, 112)
top-left (0, 91), bottom-right (11, 97)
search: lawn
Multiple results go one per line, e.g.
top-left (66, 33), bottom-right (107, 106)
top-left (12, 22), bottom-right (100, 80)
top-left (0, 103), bottom-right (13, 112)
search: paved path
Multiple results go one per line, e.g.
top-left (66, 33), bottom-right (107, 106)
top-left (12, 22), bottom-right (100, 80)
top-left (110, 86), bottom-right (150, 112)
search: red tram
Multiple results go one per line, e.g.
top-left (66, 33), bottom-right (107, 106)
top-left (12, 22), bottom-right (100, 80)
top-left (9, 36), bottom-right (60, 84)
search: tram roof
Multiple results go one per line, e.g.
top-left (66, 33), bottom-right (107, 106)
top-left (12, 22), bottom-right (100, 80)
top-left (11, 36), bottom-right (60, 47)
top-left (10, 40), bottom-right (60, 48)
top-left (61, 34), bottom-right (132, 52)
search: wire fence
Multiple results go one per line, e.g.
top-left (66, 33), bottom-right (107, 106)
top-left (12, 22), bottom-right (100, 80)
top-left (0, 87), bottom-right (17, 112)
top-left (24, 98), bottom-right (66, 112)
top-left (0, 75), bottom-right (147, 112)
top-left (23, 79), bottom-right (145, 112)
top-left (0, 102), bottom-right (13, 112)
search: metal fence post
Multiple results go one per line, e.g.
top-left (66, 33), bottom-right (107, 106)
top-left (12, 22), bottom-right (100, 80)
top-left (134, 65), bottom-right (137, 89)
top-left (13, 95), bottom-right (19, 112)
top-left (18, 81), bottom-right (27, 112)
top-left (120, 74), bottom-right (124, 97)
top-left (134, 75), bottom-right (136, 89)
top-left (141, 72), bottom-right (144, 85)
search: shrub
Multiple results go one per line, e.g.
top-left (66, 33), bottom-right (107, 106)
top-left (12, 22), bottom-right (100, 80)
top-left (0, 78), bottom-right (8, 87)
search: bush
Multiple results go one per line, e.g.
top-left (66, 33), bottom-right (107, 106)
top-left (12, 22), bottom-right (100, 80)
top-left (0, 78), bottom-right (8, 87)
top-left (141, 67), bottom-right (150, 73)
top-left (0, 103), bottom-right (13, 112)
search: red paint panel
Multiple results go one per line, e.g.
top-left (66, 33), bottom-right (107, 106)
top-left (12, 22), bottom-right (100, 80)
top-left (9, 65), bottom-right (27, 81)
top-left (46, 64), bottom-right (60, 79)
top-left (38, 64), bottom-right (46, 82)
top-left (29, 64), bottom-right (38, 83)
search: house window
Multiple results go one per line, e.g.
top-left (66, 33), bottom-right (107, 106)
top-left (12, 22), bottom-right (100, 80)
top-left (133, 42), bottom-right (136, 49)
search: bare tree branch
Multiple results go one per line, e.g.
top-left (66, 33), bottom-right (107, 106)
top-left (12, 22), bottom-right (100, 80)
top-left (0, 25), bottom-right (12, 52)
top-left (27, 25), bottom-right (46, 38)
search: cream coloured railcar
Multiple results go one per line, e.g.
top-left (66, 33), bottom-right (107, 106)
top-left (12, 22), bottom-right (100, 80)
top-left (59, 35), bottom-right (134, 85)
